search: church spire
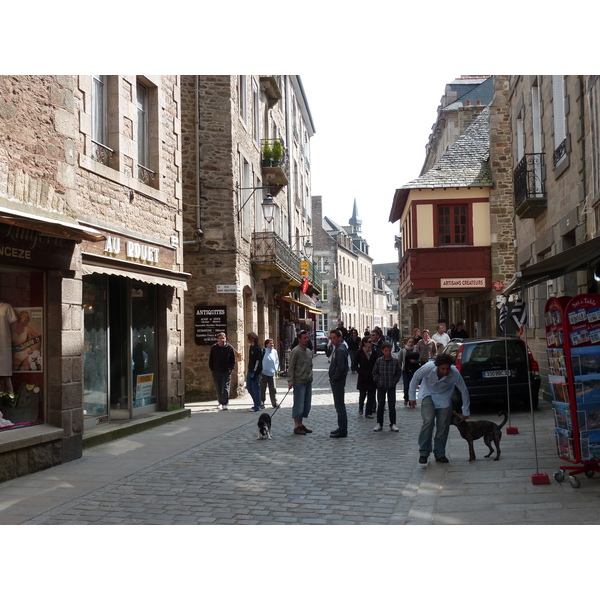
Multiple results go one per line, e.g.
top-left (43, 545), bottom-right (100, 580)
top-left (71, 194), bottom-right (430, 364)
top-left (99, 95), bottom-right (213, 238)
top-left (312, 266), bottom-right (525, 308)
top-left (349, 198), bottom-right (362, 232)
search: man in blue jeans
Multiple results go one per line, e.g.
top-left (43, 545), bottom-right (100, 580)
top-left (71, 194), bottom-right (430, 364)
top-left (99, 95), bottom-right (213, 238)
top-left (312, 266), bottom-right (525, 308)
top-left (329, 329), bottom-right (349, 438)
top-left (408, 354), bottom-right (470, 464)
top-left (287, 330), bottom-right (314, 435)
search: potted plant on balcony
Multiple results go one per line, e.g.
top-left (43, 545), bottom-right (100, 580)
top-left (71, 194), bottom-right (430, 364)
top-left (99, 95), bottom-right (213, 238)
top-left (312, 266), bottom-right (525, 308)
top-left (262, 140), bottom-right (272, 167)
top-left (271, 139), bottom-right (283, 167)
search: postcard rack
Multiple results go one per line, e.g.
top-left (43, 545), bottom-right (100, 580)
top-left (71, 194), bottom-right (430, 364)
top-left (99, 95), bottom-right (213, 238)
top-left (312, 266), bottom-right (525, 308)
top-left (545, 294), bottom-right (600, 488)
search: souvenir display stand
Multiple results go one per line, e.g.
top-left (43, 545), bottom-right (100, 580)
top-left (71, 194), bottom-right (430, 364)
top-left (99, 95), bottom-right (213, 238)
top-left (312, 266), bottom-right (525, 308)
top-left (545, 294), bottom-right (600, 488)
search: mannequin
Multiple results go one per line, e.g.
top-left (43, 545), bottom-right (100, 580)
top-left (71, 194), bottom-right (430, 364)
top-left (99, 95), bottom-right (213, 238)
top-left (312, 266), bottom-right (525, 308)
top-left (0, 301), bottom-right (17, 390)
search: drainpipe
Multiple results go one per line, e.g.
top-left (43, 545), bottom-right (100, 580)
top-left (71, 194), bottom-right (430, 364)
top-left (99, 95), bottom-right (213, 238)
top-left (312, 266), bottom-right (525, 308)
top-left (285, 76), bottom-right (293, 247)
top-left (183, 75), bottom-right (203, 246)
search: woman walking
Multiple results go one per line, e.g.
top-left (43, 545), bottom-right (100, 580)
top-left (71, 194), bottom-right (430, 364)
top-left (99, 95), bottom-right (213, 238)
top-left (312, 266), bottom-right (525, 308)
top-left (417, 329), bottom-right (437, 365)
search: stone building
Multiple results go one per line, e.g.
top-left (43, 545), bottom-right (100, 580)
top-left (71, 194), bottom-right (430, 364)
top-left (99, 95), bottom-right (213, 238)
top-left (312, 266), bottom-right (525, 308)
top-left (504, 76), bottom-right (600, 401)
top-left (181, 76), bottom-right (319, 400)
top-left (389, 75), bottom-right (514, 338)
top-left (312, 195), bottom-right (374, 333)
top-left (0, 75), bottom-right (186, 481)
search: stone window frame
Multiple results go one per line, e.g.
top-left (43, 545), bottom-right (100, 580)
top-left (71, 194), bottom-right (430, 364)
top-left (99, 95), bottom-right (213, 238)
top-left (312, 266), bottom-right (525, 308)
top-left (79, 75), bottom-right (167, 204)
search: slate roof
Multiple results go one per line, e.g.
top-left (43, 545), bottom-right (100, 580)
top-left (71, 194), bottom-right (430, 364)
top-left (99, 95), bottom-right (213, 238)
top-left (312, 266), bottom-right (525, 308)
top-left (389, 107), bottom-right (491, 223)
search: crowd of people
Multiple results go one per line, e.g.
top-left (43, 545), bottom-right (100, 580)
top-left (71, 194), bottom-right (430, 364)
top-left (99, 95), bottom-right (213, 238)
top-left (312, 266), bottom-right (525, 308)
top-left (208, 320), bottom-right (471, 464)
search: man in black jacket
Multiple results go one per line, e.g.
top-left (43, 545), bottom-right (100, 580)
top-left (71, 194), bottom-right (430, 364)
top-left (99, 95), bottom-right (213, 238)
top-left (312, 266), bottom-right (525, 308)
top-left (208, 332), bottom-right (236, 410)
top-left (329, 329), bottom-right (349, 438)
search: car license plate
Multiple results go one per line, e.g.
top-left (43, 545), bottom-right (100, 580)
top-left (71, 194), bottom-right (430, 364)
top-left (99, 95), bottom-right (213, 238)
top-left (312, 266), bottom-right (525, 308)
top-left (482, 370), bottom-right (513, 378)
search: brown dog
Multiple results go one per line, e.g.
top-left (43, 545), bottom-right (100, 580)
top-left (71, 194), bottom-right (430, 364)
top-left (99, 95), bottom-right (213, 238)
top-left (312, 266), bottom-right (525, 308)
top-left (451, 411), bottom-right (508, 461)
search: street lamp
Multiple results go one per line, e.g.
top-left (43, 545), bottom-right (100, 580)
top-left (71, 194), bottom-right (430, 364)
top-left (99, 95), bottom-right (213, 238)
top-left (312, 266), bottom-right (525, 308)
top-left (236, 186), bottom-right (276, 224)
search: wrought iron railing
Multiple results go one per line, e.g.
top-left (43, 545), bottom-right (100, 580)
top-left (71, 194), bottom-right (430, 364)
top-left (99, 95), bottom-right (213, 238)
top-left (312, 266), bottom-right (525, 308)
top-left (91, 140), bottom-right (114, 166)
top-left (514, 153), bottom-right (546, 210)
top-left (251, 231), bottom-right (322, 294)
top-left (138, 164), bottom-right (156, 185)
top-left (308, 260), bottom-right (322, 294)
top-left (252, 231), bottom-right (302, 283)
top-left (553, 138), bottom-right (567, 166)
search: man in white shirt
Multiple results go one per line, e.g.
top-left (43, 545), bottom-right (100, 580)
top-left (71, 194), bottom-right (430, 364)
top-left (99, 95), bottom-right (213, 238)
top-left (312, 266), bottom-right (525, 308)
top-left (409, 354), bottom-right (470, 465)
top-left (431, 325), bottom-right (451, 355)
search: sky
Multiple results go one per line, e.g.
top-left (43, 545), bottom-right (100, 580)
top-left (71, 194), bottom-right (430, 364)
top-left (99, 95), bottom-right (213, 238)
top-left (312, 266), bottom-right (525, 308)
top-left (301, 70), bottom-right (457, 264)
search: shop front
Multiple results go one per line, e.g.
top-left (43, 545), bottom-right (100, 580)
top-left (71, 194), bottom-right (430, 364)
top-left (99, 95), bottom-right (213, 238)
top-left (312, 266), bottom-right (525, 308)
top-left (0, 210), bottom-right (106, 481)
top-left (80, 232), bottom-right (188, 429)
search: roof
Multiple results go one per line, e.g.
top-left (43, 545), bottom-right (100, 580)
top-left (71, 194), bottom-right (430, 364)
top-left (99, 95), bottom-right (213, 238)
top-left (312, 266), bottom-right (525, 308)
top-left (442, 76), bottom-right (494, 111)
top-left (389, 107), bottom-right (492, 223)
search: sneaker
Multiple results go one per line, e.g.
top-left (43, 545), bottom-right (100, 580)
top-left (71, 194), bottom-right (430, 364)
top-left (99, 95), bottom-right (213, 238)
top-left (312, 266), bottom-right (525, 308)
top-left (260, 403), bottom-right (265, 409)
top-left (249, 407), bottom-right (259, 412)
top-left (373, 424), bottom-right (383, 432)
top-left (222, 405), bottom-right (228, 411)
top-left (435, 456), bottom-right (449, 463)
top-left (358, 409), bottom-right (363, 416)
top-left (418, 456), bottom-right (428, 464)
top-left (390, 424), bottom-right (399, 432)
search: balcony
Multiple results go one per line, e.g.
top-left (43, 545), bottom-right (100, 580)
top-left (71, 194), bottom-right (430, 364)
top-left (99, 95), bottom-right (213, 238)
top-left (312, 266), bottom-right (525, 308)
top-left (514, 153), bottom-right (547, 219)
top-left (261, 138), bottom-right (288, 194)
top-left (259, 76), bottom-right (282, 109)
top-left (399, 246), bottom-right (491, 299)
top-left (252, 231), bottom-right (322, 295)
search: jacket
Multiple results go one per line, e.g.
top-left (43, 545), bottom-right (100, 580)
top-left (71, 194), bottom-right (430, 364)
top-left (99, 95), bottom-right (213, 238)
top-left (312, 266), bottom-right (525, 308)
top-left (209, 342), bottom-right (236, 373)
top-left (352, 347), bottom-right (378, 391)
top-left (287, 344), bottom-right (313, 385)
top-left (261, 348), bottom-right (279, 377)
top-left (372, 355), bottom-right (401, 389)
top-left (328, 344), bottom-right (348, 385)
top-left (247, 344), bottom-right (263, 378)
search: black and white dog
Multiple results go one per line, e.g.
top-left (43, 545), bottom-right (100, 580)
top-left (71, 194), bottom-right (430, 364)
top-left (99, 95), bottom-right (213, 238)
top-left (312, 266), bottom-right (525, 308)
top-left (257, 412), bottom-right (272, 440)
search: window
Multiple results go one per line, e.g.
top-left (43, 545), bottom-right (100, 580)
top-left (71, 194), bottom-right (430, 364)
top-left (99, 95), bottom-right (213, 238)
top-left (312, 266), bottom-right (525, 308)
top-left (322, 282), bottom-right (328, 301)
top-left (91, 75), bottom-right (112, 165)
top-left (137, 81), bottom-right (149, 169)
top-left (437, 205), bottom-right (467, 245)
top-left (240, 156), bottom-right (252, 240)
top-left (92, 75), bottom-right (107, 146)
top-left (238, 76), bottom-right (247, 124)
top-left (552, 75), bottom-right (567, 166)
top-left (252, 80), bottom-right (259, 143)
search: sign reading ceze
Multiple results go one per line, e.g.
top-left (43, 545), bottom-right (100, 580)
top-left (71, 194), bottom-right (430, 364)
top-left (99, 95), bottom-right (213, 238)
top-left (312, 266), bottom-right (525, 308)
top-left (440, 278), bottom-right (486, 288)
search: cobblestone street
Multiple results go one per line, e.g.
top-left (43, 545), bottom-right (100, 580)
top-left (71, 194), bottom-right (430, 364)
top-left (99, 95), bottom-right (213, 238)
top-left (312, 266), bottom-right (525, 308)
top-left (2, 354), bottom-right (598, 526)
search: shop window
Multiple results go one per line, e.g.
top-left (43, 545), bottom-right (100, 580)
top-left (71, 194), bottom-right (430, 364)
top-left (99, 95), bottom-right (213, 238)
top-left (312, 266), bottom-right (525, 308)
top-left (83, 275), bottom-right (157, 425)
top-left (0, 267), bottom-right (45, 431)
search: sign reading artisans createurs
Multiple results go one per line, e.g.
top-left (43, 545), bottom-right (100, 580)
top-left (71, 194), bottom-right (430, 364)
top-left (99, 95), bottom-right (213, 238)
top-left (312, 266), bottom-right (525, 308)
top-left (195, 306), bottom-right (227, 346)
top-left (440, 277), bottom-right (486, 288)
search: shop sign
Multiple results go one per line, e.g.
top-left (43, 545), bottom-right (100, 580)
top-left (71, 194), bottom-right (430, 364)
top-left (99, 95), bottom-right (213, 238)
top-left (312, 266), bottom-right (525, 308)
top-left (217, 285), bottom-right (240, 294)
top-left (81, 233), bottom-right (174, 270)
top-left (440, 277), bottom-right (486, 288)
top-left (0, 224), bottom-right (75, 269)
top-left (195, 305), bottom-right (227, 346)
top-left (300, 260), bottom-right (309, 277)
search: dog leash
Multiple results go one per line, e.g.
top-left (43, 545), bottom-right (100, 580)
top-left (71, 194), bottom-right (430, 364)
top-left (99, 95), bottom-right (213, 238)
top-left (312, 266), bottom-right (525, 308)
top-left (270, 387), bottom-right (291, 418)
top-left (269, 367), bottom-right (329, 418)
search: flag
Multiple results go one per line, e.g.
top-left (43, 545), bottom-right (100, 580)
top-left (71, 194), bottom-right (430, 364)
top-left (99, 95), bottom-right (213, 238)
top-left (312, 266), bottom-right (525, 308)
top-left (511, 298), bottom-right (527, 337)
top-left (499, 304), bottom-right (508, 331)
